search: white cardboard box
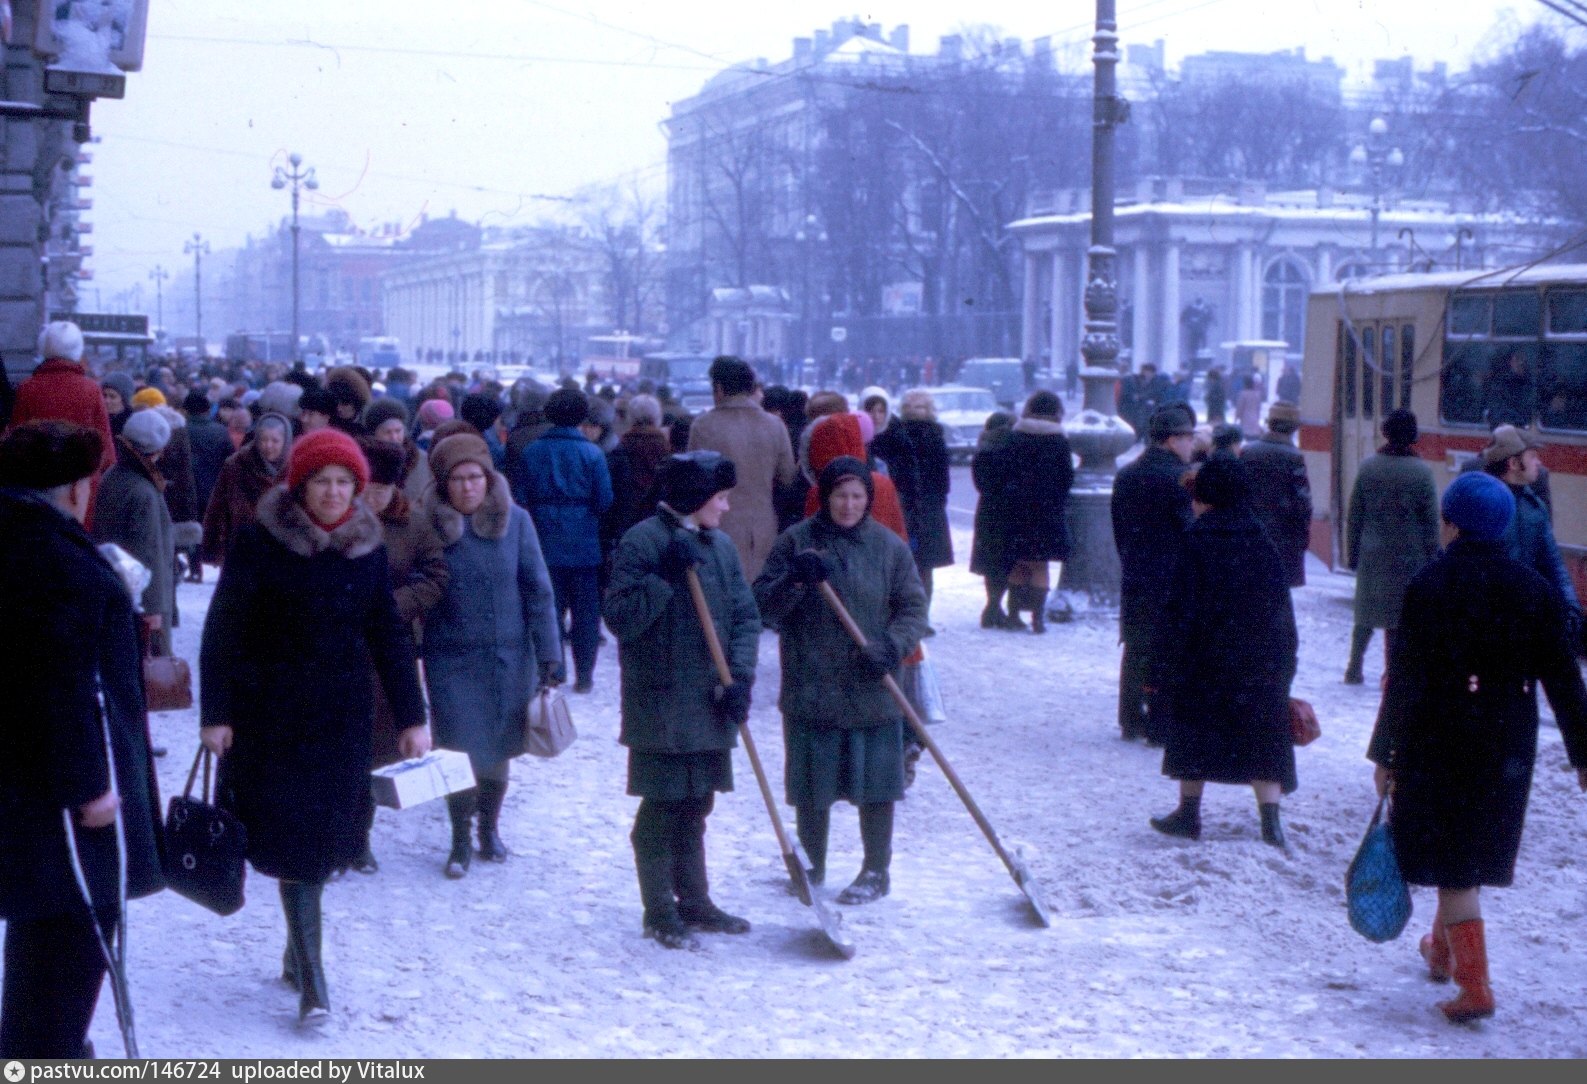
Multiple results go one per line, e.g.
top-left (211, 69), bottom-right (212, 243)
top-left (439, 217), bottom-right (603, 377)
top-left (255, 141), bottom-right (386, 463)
top-left (371, 749), bottom-right (476, 810)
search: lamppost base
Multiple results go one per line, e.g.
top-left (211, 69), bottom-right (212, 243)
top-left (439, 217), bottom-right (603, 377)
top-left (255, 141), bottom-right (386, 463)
top-left (1049, 484), bottom-right (1122, 618)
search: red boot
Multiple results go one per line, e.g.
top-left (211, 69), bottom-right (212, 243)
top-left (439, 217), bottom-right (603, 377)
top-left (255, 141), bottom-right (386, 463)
top-left (1439, 919), bottom-right (1495, 1023)
top-left (1419, 913), bottom-right (1451, 983)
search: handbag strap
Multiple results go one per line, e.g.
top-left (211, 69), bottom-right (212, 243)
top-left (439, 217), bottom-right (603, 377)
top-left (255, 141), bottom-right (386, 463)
top-left (183, 745), bottom-right (205, 800)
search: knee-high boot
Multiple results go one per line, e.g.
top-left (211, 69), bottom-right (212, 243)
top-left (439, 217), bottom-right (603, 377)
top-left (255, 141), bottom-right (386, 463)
top-left (673, 805), bottom-right (749, 934)
top-left (445, 791), bottom-right (476, 879)
top-left (1439, 919), bottom-right (1495, 1022)
top-left (795, 805), bottom-right (831, 887)
top-left (632, 801), bottom-right (696, 950)
top-left (1345, 625), bottom-right (1372, 684)
top-left (476, 779), bottom-right (509, 862)
top-left (280, 881), bottom-right (329, 1022)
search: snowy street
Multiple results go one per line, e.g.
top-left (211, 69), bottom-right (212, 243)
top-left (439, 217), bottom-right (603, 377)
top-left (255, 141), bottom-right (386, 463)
top-left (83, 514), bottom-right (1587, 1059)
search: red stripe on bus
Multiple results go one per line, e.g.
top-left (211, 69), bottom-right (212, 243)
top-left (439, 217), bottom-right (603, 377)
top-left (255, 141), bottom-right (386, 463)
top-left (1298, 423), bottom-right (1587, 475)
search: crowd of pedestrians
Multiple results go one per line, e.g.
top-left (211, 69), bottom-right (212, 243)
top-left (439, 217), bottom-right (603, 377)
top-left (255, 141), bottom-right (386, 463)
top-left (3, 326), bottom-right (1587, 1053)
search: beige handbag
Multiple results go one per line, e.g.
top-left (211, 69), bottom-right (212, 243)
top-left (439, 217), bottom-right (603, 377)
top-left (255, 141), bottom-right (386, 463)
top-left (525, 687), bottom-right (577, 758)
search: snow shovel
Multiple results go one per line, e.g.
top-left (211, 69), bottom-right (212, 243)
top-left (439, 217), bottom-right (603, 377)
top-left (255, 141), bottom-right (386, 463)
top-left (816, 581), bottom-right (1053, 928)
top-left (683, 569), bottom-right (856, 959)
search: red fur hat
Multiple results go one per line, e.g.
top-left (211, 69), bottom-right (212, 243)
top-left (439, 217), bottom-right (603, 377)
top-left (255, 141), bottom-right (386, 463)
top-left (287, 427), bottom-right (370, 493)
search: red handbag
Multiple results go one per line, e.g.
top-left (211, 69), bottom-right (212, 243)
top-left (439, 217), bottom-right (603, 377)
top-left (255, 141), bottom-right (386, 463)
top-left (1289, 697), bottom-right (1321, 746)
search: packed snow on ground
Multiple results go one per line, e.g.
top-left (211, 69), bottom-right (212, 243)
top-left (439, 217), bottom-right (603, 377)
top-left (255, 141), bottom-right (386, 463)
top-left (44, 518), bottom-right (1587, 1058)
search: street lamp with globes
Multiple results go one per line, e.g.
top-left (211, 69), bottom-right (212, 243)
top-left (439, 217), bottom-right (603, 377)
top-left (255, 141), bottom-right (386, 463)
top-left (271, 152), bottom-right (318, 362)
top-left (1349, 116), bottom-right (1404, 257)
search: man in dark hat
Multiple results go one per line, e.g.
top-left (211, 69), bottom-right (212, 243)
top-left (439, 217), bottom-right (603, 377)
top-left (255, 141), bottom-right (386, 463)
top-left (1241, 401), bottom-right (1312, 588)
top-left (1111, 406), bottom-right (1196, 744)
top-left (1479, 425), bottom-right (1581, 645)
top-left (603, 451), bottom-right (760, 951)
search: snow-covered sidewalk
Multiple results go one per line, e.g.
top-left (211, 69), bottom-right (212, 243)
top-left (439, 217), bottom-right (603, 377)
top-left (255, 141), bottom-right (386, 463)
top-left (61, 522), bottom-right (1587, 1057)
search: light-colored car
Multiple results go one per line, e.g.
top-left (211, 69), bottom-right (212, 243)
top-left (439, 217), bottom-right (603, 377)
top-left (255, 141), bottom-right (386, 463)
top-left (919, 385), bottom-right (1000, 463)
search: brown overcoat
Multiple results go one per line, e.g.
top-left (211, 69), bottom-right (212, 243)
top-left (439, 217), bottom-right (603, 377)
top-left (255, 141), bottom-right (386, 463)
top-left (685, 394), bottom-right (796, 581)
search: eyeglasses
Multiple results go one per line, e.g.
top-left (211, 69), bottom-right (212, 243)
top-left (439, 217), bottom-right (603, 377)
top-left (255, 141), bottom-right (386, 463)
top-left (450, 471), bottom-right (487, 485)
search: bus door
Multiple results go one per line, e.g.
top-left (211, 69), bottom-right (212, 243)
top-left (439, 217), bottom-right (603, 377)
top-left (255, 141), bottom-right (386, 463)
top-left (1334, 316), bottom-right (1416, 564)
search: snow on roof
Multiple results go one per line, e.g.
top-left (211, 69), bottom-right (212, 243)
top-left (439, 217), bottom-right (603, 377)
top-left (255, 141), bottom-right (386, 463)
top-left (1009, 198), bottom-right (1543, 233)
top-left (825, 35), bottom-right (904, 60)
top-left (1314, 263), bottom-right (1587, 296)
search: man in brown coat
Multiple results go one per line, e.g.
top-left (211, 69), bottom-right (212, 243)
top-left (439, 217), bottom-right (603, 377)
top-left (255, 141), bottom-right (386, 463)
top-left (686, 356), bottom-right (796, 580)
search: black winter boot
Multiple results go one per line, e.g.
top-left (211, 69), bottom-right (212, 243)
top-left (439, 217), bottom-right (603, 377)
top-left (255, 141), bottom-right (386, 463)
top-left (445, 792), bottom-right (475, 879)
top-left (1260, 803), bottom-right (1288, 851)
top-left (1344, 625), bottom-right (1372, 684)
top-left (633, 803), bottom-right (699, 950)
top-left (1149, 795), bottom-right (1202, 840)
top-left (981, 578), bottom-right (1008, 628)
top-left (673, 818), bottom-right (750, 934)
top-left (476, 779), bottom-right (510, 862)
top-left (836, 868), bottom-right (890, 905)
top-left (280, 881), bottom-right (330, 1023)
top-left (795, 806), bottom-right (830, 888)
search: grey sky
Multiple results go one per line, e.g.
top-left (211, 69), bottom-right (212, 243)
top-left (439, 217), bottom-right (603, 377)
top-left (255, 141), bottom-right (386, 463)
top-left (84, 0), bottom-right (1568, 304)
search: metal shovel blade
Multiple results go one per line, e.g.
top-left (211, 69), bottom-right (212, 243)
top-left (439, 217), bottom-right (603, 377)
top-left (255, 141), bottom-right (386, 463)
top-left (1009, 851), bottom-right (1053, 928)
top-left (788, 840), bottom-right (856, 959)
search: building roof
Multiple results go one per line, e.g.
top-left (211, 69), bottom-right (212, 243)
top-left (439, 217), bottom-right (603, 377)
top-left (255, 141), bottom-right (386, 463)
top-left (1312, 263), bottom-right (1587, 296)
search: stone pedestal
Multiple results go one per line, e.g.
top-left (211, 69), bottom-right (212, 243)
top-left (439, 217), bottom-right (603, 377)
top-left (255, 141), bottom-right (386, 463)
top-left (1049, 365), bottom-right (1135, 619)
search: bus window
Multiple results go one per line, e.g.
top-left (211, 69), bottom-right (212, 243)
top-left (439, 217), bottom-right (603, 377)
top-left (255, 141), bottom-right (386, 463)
top-left (1380, 326), bottom-right (1396, 410)
top-left (1540, 343), bottom-right (1587, 430)
top-left (1548, 289), bottom-right (1587, 335)
top-left (1493, 291), bottom-right (1542, 337)
top-left (1361, 327), bottom-right (1376, 416)
top-left (1399, 324), bottom-right (1415, 410)
top-left (1341, 322), bottom-right (1356, 418)
top-left (1480, 344), bottom-right (1540, 427)
top-left (1440, 341), bottom-right (1490, 425)
top-left (1449, 295), bottom-right (1490, 336)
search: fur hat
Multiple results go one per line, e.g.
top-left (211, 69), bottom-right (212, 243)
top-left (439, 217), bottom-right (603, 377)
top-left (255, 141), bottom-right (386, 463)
top-left (0, 420), bottom-right (102, 489)
top-left (1024, 390), bottom-right (1063, 419)
top-left (257, 380), bottom-right (304, 420)
top-left (122, 408), bottom-right (172, 455)
top-left (38, 320), bottom-right (85, 362)
top-left (299, 385), bottom-right (338, 418)
top-left (1481, 424), bottom-right (1544, 467)
top-left (545, 388), bottom-right (590, 428)
top-left (1149, 405), bottom-right (1195, 442)
top-left (1193, 455), bottom-right (1250, 508)
top-left (183, 390), bottom-right (212, 415)
top-left (364, 397), bottom-right (411, 433)
top-left (361, 439), bottom-right (408, 487)
top-left (461, 392), bottom-right (504, 432)
top-left (1266, 401), bottom-right (1301, 433)
top-left (658, 450), bottom-right (737, 516)
top-left (1441, 471), bottom-right (1514, 541)
top-left (326, 366), bottom-right (373, 411)
top-left (429, 432), bottom-right (494, 489)
top-left (1382, 408), bottom-right (1419, 449)
top-left (131, 387), bottom-right (167, 410)
top-left (286, 427), bottom-right (370, 493)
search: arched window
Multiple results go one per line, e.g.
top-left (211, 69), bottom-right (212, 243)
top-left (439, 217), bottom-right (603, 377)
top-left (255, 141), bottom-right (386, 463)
top-left (1262, 258), bottom-right (1309, 349)
top-left (1335, 262), bottom-right (1371, 282)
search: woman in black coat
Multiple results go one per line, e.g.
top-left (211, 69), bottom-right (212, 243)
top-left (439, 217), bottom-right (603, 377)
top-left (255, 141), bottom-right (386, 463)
top-left (1148, 456), bottom-right (1299, 849)
top-left (1368, 471), bottom-right (1587, 1024)
top-left (755, 456), bottom-right (930, 906)
top-left (969, 412), bottom-right (1016, 628)
top-left (990, 391), bottom-right (1075, 633)
top-left (0, 422), bottom-right (164, 1059)
top-left (870, 389), bottom-right (954, 616)
top-left (603, 451), bottom-right (761, 950)
top-left (200, 428), bottom-right (428, 1025)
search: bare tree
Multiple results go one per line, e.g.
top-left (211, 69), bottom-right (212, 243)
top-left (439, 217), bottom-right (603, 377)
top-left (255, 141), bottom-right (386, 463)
top-left (576, 178), bottom-right (663, 333)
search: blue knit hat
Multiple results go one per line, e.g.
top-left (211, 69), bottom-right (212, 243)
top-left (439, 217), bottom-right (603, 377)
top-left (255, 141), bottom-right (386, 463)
top-left (1440, 472), bottom-right (1514, 541)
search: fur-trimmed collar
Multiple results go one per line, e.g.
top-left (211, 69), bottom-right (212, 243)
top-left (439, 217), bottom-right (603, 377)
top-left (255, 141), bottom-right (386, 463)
top-left (425, 469), bottom-right (513, 544)
top-left (1013, 416), bottom-right (1066, 436)
top-left (255, 485), bottom-right (384, 559)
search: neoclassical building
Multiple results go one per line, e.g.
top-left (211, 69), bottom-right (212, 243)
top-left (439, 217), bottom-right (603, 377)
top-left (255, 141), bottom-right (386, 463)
top-left (1011, 178), bottom-right (1559, 377)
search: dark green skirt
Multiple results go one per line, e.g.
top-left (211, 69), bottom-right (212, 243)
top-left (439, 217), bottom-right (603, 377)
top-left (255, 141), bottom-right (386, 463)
top-left (626, 748), bottom-right (733, 801)
top-left (784, 716), bottom-right (905, 808)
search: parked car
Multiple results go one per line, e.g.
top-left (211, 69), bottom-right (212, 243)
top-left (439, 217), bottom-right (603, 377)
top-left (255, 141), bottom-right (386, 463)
top-left (920, 385), bottom-right (1000, 463)
top-left (955, 357), bottom-right (1026, 409)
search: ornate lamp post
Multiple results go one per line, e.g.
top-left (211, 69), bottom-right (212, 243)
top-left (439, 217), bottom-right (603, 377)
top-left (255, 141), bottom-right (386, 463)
top-left (1050, 0), bottom-right (1138, 617)
top-left (183, 233), bottom-right (209, 347)
top-left (1348, 116), bottom-right (1404, 257)
top-left (271, 152), bottom-right (318, 361)
top-left (794, 212), bottom-right (827, 373)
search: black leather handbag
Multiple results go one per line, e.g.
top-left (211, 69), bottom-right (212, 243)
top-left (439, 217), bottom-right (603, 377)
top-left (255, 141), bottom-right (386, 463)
top-left (163, 747), bottom-right (248, 916)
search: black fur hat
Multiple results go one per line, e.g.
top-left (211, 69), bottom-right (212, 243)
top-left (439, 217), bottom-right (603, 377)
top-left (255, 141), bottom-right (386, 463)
top-left (659, 451), bottom-right (737, 516)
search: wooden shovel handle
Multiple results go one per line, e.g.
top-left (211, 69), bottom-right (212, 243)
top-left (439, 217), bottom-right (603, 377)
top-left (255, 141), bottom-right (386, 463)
top-left (814, 581), bottom-right (1025, 881)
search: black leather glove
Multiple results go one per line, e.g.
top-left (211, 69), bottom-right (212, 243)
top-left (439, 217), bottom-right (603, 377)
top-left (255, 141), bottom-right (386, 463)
top-left (857, 640), bottom-right (898, 679)
top-left (790, 548), bottom-right (836, 585)
top-left (538, 659), bottom-right (567, 688)
top-left (657, 533), bottom-right (705, 578)
top-left (712, 681), bottom-right (752, 727)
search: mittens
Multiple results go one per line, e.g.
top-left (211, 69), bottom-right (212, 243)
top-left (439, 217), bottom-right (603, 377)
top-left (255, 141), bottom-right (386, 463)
top-left (790, 548), bottom-right (837, 585)
top-left (712, 681), bottom-right (752, 727)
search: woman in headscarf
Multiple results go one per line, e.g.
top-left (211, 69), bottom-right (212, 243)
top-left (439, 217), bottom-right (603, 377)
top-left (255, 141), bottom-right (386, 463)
top-left (420, 433), bottom-right (561, 879)
top-left (755, 456), bottom-right (929, 905)
top-left (201, 411), bottom-right (293, 566)
top-left (200, 428), bottom-right (429, 1024)
top-left (100, 372), bottom-right (135, 436)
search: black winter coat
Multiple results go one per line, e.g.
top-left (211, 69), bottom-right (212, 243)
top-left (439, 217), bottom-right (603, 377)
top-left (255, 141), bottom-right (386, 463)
top-left (1240, 435), bottom-right (1312, 587)
top-left (969, 429), bottom-right (1014, 576)
top-left (185, 413), bottom-right (235, 516)
top-left (996, 417), bottom-right (1075, 563)
top-left (201, 488), bottom-right (425, 882)
top-left (603, 509), bottom-right (761, 754)
top-left (1368, 539), bottom-right (1587, 888)
top-left (871, 418), bottom-right (954, 569)
top-left (1152, 505), bottom-right (1299, 792)
top-left (0, 488), bottom-right (164, 921)
top-left (1111, 445), bottom-right (1194, 642)
top-left (755, 515), bottom-right (929, 728)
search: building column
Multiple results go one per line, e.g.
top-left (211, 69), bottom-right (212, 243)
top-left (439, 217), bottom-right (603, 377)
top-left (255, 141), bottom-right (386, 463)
top-left (1021, 251), bottom-right (1040, 364)
top-left (1131, 245), bottom-right (1150, 370)
top-left (1162, 241), bottom-right (1182, 373)
top-left (1049, 250), bottom-right (1066, 375)
top-left (1315, 246), bottom-right (1333, 287)
top-left (1233, 244), bottom-right (1256, 341)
